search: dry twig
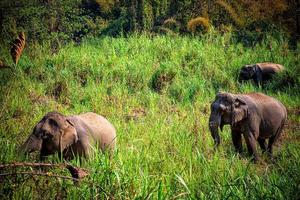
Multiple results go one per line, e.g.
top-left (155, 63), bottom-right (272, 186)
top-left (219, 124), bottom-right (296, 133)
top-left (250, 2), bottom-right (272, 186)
top-left (0, 162), bottom-right (109, 197)
top-left (0, 162), bottom-right (89, 182)
top-left (0, 171), bottom-right (79, 181)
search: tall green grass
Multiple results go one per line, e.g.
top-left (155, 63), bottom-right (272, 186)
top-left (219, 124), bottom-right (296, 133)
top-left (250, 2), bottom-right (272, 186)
top-left (0, 33), bottom-right (299, 199)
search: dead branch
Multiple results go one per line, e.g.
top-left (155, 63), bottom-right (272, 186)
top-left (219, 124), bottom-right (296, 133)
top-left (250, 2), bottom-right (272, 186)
top-left (0, 162), bottom-right (89, 182)
top-left (0, 171), bottom-right (79, 181)
top-left (0, 162), bottom-right (109, 196)
top-left (0, 162), bottom-right (64, 169)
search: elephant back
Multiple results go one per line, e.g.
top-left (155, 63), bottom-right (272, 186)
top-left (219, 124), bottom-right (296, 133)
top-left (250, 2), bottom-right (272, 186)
top-left (74, 112), bottom-right (117, 153)
top-left (245, 93), bottom-right (287, 123)
top-left (257, 63), bottom-right (284, 72)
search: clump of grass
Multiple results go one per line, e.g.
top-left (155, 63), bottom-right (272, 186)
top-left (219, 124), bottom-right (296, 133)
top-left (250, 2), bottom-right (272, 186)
top-left (150, 64), bottom-right (177, 93)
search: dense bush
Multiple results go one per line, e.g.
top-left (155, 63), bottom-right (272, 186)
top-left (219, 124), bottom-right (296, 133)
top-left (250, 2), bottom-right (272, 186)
top-left (0, 0), bottom-right (299, 47)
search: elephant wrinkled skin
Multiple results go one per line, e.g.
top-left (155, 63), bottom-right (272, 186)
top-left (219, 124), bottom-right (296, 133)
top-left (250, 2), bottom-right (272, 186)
top-left (238, 63), bottom-right (284, 85)
top-left (20, 112), bottom-right (116, 160)
top-left (209, 92), bottom-right (287, 162)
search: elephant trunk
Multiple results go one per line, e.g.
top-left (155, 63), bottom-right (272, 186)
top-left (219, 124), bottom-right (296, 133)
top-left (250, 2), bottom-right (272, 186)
top-left (238, 76), bottom-right (243, 83)
top-left (209, 113), bottom-right (221, 147)
top-left (19, 134), bottom-right (42, 154)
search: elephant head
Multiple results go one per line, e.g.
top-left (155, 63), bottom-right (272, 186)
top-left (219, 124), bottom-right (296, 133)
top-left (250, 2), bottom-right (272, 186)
top-left (20, 112), bottom-right (78, 157)
top-left (209, 92), bottom-right (248, 147)
top-left (238, 64), bottom-right (257, 81)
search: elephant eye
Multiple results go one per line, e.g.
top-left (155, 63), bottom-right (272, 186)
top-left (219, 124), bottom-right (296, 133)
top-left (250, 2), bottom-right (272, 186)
top-left (48, 119), bottom-right (58, 127)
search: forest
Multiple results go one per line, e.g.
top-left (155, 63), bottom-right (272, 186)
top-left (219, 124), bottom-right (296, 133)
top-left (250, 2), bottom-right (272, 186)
top-left (1, 0), bottom-right (299, 45)
top-left (0, 0), bottom-right (299, 199)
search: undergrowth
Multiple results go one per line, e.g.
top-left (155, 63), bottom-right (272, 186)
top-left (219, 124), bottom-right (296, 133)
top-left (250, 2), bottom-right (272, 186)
top-left (0, 34), bottom-right (299, 199)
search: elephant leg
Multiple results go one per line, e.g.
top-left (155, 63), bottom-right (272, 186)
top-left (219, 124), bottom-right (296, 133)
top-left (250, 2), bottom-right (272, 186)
top-left (253, 78), bottom-right (260, 86)
top-left (231, 130), bottom-right (242, 153)
top-left (254, 71), bottom-right (263, 87)
top-left (243, 132), bottom-right (259, 162)
top-left (267, 136), bottom-right (279, 156)
top-left (267, 124), bottom-right (284, 156)
top-left (257, 138), bottom-right (267, 153)
top-left (267, 137), bottom-right (275, 157)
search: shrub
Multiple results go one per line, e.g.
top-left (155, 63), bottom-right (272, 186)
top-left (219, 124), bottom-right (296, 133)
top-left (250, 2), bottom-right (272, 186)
top-left (150, 65), bottom-right (176, 93)
top-left (187, 17), bottom-right (210, 33)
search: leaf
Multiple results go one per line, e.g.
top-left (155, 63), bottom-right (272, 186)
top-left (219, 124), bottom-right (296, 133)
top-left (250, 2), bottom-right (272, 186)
top-left (175, 174), bottom-right (191, 194)
top-left (10, 32), bottom-right (26, 65)
top-left (66, 165), bottom-right (89, 179)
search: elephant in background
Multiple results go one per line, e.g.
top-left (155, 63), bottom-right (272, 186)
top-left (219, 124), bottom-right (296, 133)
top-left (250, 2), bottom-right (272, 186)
top-left (20, 112), bottom-right (116, 160)
top-left (238, 63), bottom-right (284, 85)
top-left (209, 92), bottom-right (287, 162)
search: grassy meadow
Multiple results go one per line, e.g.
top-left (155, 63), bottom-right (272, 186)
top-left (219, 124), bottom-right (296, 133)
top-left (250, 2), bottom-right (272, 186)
top-left (0, 33), bottom-right (299, 199)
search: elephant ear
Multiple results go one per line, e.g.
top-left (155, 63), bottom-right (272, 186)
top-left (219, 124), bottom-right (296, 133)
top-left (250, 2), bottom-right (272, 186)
top-left (231, 97), bottom-right (248, 125)
top-left (60, 119), bottom-right (78, 151)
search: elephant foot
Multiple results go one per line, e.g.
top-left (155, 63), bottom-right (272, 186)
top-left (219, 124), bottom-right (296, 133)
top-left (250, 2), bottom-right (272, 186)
top-left (236, 149), bottom-right (243, 154)
top-left (267, 154), bottom-right (277, 164)
top-left (250, 154), bottom-right (261, 164)
top-left (252, 157), bottom-right (262, 164)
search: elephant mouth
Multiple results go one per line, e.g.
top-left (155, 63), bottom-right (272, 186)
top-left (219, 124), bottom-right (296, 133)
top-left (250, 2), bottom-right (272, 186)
top-left (63, 143), bottom-right (73, 150)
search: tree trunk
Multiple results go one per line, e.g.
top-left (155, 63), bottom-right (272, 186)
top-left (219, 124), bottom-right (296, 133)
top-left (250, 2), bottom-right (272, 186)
top-left (127, 0), bottom-right (137, 32)
top-left (137, 0), bottom-right (144, 30)
top-left (297, 0), bottom-right (300, 41)
top-left (45, 0), bottom-right (58, 33)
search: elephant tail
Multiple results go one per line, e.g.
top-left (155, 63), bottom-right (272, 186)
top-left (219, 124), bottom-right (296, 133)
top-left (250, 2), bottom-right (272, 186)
top-left (274, 118), bottom-right (286, 142)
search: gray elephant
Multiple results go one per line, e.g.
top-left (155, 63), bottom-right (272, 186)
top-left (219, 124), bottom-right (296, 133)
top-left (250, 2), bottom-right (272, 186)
top-left (209, 92), bottom-right (287, 162)
top-left (20, 112), bottom-right (116, 160)
top-left (238, 63), bottom-right (284, 85)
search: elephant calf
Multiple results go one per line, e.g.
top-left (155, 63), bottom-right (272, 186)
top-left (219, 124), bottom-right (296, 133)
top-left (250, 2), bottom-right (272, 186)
top-left (209, 92), bottom-right (287, 162)
top-left (238, 63), bottom-right (284, 85)
top-left (20, 112), bottom-right (116, 160)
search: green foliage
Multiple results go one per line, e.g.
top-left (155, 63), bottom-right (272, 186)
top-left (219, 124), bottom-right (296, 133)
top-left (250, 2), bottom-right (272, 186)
top-left (0, 0), bottom-right (106, 47)
top-left (0, 0), bottom-right (298, 47)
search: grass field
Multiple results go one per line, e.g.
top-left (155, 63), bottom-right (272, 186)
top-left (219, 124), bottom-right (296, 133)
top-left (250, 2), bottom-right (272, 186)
top-left (0, 33), bottom-right (299, 199)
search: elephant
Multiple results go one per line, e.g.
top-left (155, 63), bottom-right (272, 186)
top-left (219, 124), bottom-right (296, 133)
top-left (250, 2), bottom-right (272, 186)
top-left (238, 63), bottom-right (284, 85)
top-left (208, 92), bottom-right (287, 162)
top-left (20, 112), bottom-right (116, 160)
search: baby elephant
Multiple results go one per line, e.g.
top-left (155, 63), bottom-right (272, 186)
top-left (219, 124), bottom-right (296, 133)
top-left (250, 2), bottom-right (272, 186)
top-left (20, 112), bottom-right (116, 160)
top-left (209, 92), bottom-right (287, 162)
top-left (238, 63), bottom-right (284, 85)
